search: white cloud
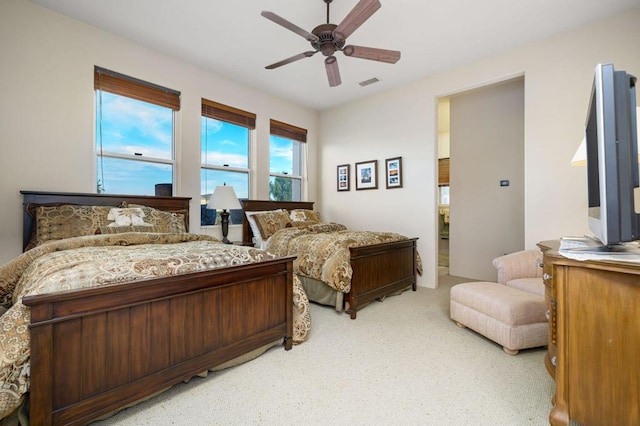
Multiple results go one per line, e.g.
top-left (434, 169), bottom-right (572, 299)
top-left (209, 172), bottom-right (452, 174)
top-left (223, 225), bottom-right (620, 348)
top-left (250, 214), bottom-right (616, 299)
top-left (270, 144), bottom-right (292, 159)
top-left (204, 151), bottom-right (248, 167)
top-left (99, 93), bottom-right (173, 153)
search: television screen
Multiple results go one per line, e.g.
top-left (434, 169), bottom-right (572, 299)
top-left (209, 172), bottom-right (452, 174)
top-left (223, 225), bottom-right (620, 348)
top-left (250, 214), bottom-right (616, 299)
top-left (585, 63), bottom-right (638, 247)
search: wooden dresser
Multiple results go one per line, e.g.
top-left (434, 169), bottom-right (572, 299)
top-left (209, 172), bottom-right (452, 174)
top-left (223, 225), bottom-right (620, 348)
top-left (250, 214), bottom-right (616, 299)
top-left (538, 241), bottom-right (640, 426)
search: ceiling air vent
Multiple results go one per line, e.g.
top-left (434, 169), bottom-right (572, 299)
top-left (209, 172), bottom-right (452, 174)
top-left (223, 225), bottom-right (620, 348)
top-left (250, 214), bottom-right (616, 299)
top-left (359, 77), bottom-right (380, 87)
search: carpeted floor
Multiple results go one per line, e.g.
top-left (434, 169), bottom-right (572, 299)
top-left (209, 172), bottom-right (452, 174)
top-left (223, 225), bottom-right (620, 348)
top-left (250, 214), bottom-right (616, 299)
top-left (93, 277), bottom-right (555, 426)
top-left (439, 236), bottom-right (449, 267)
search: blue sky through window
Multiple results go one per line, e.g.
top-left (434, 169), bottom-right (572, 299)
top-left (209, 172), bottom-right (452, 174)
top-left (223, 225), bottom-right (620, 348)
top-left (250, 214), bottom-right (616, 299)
top-left (96, 91), bottom-right (173, 195)
top-left (201, 117), bottom-right (249, 201)
top-left (97, 92), bottom-right (172, 158)
top-left (269, 135), bottom-right (294, 175)
top-left (98, 157), bottom-right (172, 195)
top-left (201, 118), bottom-right (248, 169)
top-left (96, 92), bottom-right (298, 199)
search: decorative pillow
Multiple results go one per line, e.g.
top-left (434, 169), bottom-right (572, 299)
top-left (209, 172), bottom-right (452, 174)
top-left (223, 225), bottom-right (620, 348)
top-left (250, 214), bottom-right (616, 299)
top-left (32, 205), bottom-right (113, 246)
top-left (287, 220), bottom-right (321, 228)
top-left (97, 225), bottom-right (166, 234)
top-left (252, 210), bottom-right (291, 240)
top-left (288, 221), bottom-right (347, 233)
top-left (245, 209), bottom-right (284, 243)
top-left (107, 208), bottom-right (149, 226)
top-left (129, 205), bottom-right (188, 233)
top-left (289, 209), bottom-right (321, 223)
top-left (304, 222), bottom-right (347, 232)
top-left (158, 209), bottom-right (188, 232)
top-left (169, 211), bottom-right (188, 231)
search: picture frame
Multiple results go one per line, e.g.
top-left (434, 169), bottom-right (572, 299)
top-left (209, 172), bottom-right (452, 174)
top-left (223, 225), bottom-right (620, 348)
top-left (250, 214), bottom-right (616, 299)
top-left (355, 160), bottom-right (378, 190)
top-left (337, 164), bottom-right (350, 191)
top-left (385, 157), bottom-right (403, 189)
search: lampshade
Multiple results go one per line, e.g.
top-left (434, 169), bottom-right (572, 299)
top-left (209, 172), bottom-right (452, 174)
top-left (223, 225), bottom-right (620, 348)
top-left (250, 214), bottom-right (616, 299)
top-left (570, 138), bottom-right (587, 167)
top-left (207, 185), bottom-right (241, 210)
top-left (571, 106), bottom-right (640, 167)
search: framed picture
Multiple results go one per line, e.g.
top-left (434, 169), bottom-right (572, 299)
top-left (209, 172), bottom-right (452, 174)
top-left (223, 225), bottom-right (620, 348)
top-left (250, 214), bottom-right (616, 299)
top-left (385, 157), bottom-right (403, 189)
top-left (355, 160), bottom-right (378, 190)
top-left (337, 164), bottom-right (350, 191)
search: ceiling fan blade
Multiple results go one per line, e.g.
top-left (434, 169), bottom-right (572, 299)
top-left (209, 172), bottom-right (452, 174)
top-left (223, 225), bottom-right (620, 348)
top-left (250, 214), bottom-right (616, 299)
top-left (261, 11), bottom-right (319, 43)
top-left (333, 0), bottom-right (381, 42)
top-left (265, 51), bottom-right (318, 69)
top-left (325, 56), bottom-right (341, 87)
top-left (342, 45), bottom-right (400, 63)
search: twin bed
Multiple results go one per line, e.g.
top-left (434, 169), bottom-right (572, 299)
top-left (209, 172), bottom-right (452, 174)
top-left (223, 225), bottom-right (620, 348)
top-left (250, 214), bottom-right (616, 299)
top-left (0, 191), bottom-right (418, 425)
top-left (240, 200), bottom-right (420, 320)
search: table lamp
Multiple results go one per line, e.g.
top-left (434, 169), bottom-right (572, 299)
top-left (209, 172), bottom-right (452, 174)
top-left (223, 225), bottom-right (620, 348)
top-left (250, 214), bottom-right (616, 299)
top-left (207, 184), bottom-right (241, 244)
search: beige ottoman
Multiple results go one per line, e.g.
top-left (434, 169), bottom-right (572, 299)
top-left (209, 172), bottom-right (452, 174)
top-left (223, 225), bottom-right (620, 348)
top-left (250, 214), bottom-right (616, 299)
top-left (450, 282), bottom-right (548, 355)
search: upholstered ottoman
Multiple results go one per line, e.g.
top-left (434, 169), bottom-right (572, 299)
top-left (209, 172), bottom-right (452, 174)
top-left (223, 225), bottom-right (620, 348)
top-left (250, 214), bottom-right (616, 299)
top-left (450, 282), bottom-right (548, 355)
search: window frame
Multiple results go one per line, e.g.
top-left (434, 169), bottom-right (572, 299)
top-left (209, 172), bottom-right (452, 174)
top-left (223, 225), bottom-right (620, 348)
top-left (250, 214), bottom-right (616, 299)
top-left (94, 67), bottom-right (180, 195)
top-left (200, 99), bottom-right (255, 226)
top-left (269, 119), bottom-right (307, 201)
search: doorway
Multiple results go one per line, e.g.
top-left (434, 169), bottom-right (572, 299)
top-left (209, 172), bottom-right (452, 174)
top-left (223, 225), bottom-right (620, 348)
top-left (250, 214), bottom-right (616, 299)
top-left (437, 99), bottom-right (451, 277)
top-left (437, 77), bottom-right (525, 282)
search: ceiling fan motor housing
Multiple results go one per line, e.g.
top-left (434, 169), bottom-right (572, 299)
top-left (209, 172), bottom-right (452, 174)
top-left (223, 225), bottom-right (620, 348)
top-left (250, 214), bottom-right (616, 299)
top-left (311, 23), bottom-right (345, 56)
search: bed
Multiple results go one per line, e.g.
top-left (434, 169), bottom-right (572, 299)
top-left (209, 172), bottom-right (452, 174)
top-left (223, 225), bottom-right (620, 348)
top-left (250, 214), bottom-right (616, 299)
top-left (240, 199), bottom-right (420, 319)
top-left (0, 191), bottom-right (311, 425)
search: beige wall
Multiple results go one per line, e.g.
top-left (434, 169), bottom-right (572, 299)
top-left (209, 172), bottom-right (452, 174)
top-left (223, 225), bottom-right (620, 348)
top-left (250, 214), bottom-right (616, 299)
top-left (320, 8), bottom-right (640, 288)
top-left (449, 78), bottom-right (524, 281)
top-left (0, 0), bottom-right (318, 263)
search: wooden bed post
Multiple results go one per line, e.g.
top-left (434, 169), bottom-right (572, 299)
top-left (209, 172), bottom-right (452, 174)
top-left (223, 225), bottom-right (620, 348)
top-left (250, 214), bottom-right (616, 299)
top-left (27, 302), bottom-right (54, 426)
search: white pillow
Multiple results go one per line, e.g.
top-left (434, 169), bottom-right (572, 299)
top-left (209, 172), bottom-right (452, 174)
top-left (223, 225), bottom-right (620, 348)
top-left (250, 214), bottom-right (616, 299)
top-left (256, 238), bottom-right (270, 251)
top-left (107, 207), bottom-right (149, 226)
top-left (245, 209), bottom-right (284, 245)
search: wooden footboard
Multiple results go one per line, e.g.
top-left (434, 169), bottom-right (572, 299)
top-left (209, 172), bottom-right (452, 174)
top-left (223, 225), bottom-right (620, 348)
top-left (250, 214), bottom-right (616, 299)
top-left (346, 238), bottom-right (418, 319)
top-left (23, 257), bottom-right (294, 426)
top-left (239, 199), bottom-right (418, 320)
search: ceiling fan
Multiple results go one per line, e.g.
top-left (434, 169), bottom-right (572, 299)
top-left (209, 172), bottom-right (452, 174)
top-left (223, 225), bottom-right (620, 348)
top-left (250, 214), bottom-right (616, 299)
top-left (261, 0), bottom-right (401, 87)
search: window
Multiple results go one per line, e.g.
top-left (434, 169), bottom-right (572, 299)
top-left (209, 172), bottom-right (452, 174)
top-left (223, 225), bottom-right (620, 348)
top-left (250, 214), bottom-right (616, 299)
top-left (439, 186), bottom-right (450, 206)
top-left (201, 99), bottom-right (254, 226)
top-left (269, 119), bottom-right (306, 201)
top-left (94, 67), bottom-right (179, 195)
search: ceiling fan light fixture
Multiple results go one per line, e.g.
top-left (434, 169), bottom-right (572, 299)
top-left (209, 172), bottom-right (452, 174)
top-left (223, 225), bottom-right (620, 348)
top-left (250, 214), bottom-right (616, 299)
top-left (325, 56), bottom-right (341, 87)
top-left (311, 23), bottom-right (344, 56)
top-left (321, 45), bottom-right (335, 56)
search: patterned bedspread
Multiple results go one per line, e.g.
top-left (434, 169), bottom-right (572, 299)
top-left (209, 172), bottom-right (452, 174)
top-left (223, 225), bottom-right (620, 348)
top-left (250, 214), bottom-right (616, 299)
top-left (267, 223), bottom-right (420, 293)
top-left (0, 232), bottom-right (310, 420)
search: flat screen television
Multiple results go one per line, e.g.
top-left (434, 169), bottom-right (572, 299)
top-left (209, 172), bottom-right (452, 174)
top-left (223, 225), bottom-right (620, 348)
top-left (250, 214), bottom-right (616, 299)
top-left (585, 63), bottom-right (639, 248)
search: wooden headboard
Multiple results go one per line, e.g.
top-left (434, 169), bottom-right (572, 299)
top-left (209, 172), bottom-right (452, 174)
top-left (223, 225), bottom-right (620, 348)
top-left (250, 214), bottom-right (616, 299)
top-left (240, 199), bottom-right (315, 245)
top-left (21, 190), bottom-right (191, 251)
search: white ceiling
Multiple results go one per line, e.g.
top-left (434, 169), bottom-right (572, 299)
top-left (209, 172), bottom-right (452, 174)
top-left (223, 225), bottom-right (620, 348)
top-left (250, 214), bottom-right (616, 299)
top-left (29, 0), bottom-right (640, 111)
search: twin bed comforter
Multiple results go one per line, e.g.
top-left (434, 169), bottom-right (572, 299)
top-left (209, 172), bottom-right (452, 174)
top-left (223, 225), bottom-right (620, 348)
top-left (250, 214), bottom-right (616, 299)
top-left (267, 222), bottom-right (421, 293)
top-left (0, 232), bottom-right (310, 419)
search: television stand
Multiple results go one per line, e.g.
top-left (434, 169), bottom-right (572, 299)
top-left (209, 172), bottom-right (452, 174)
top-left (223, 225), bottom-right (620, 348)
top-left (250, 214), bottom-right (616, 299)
top-left (539, 240), bottom-right (640, 426)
